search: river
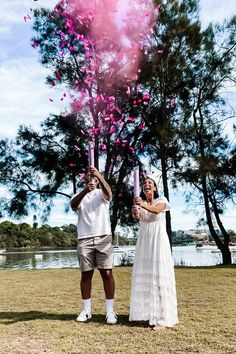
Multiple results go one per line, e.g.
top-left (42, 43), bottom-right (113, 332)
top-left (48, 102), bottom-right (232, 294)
top-left (0, 245), bottom-right (235, 270)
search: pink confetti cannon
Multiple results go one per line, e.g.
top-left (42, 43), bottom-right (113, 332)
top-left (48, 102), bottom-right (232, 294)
top-left (89, 142), bottom-right (94, 167)
top-left (134, 166), bottom-right (139, 197)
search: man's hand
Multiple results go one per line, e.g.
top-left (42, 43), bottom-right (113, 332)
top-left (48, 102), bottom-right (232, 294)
top-left (86, 182), bottom-right (97, 191)
top-left (88, 166), bottom-right (102, 180)
top-left (87, 167), bottom-right (111, 201)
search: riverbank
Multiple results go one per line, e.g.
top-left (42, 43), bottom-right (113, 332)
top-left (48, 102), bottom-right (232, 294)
top-left (0, 267), bottom-right (235, 354)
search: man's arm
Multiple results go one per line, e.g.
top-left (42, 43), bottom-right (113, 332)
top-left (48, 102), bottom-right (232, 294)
top-left (88, 167), bottom-right (112, 201)
top-left (70, 187), bottom-right (89, 211)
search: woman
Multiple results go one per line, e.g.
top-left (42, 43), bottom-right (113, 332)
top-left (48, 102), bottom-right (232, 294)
top-left (129, 177), bottom-right (178, 330)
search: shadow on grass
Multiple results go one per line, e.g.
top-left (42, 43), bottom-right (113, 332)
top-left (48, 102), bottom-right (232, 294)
top-left (0, 311), bottom-right (75, 324)
top-left (175, 264), bottom-right (236, 269)
top-left (0, 312), bottom-right (148, 327)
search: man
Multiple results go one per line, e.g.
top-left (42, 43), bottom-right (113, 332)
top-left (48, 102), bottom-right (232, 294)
top-left (70, 166), bottom-right (117, 325)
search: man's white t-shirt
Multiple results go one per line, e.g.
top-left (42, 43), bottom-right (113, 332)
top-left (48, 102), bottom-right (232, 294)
top-left (72, 189), bottom-right (112, 239)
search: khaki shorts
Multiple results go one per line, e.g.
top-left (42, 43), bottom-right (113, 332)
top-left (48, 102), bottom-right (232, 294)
top-left (77, 235), bottom-right (114, 272)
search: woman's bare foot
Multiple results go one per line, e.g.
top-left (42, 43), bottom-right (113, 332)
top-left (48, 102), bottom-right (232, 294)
top-left (152, 325), bottom-right (166, 331)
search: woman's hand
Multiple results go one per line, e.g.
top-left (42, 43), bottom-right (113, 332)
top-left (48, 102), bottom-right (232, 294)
top-left (132, 205), bottom-right (140, 219)
top-left (133, 196), bottom-right (142, 206)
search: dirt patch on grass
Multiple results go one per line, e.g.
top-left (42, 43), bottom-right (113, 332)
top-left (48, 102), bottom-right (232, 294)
top-left (0, 336), bottom-right (56, 354)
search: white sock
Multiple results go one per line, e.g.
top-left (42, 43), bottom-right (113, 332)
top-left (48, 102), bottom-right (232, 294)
top-left (105, 299), bottom-right (114, 314)
top-left (83, 298), bottom-right (91, 313)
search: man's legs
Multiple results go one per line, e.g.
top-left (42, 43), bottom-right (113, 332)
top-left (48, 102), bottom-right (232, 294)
top-left (99, 269), bottom-right (117, 324)
top-left (76, 236), bottom-right (95, 322)
top-left (81, 270), bottom-right (94, 299)
top-left (76, 270), bottom-right (94, 322)
top-left (95, 235), bottom-right (117, 324)
top-left (99, 269), bottom-right (115, 299)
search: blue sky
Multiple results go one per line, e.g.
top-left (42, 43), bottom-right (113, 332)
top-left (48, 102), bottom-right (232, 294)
top-left (0, 0), bottom-right (235, 231)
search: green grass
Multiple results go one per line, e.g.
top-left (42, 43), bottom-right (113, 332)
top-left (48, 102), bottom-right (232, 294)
top-left (0, 266), bottom-right (235, 354)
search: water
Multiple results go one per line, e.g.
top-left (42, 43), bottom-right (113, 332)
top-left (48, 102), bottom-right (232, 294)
top-left (173, 245), bottom-right (222, 266)
top-left (0, 245), bottom-right (235, 270)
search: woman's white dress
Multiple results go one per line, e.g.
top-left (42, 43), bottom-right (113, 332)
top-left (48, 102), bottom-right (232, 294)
top-left (129, 197), bottom-right (178, 327)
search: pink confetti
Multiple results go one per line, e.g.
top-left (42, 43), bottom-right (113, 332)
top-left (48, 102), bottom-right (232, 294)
top-left (127, 117), bottom-right (136, 123)
top-left (138, 122), bottom-right (145, 129)
top-left (55, 72), bottom-right (61, 79)
top-left (100, 143), bottom-right (107, 150)
top-left (24, 14), bottom-right (31, 22)
top-left (109, 127), bottom-right (115, 134)
top-left (143, 93), bottom-right (150, 100)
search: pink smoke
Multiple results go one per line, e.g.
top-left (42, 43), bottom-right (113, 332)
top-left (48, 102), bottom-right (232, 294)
top-left (66, 0), bottom-right (157, 83)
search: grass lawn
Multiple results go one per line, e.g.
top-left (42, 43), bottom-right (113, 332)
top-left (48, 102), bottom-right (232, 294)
top-left (0, 266), bottom-right (235, 354)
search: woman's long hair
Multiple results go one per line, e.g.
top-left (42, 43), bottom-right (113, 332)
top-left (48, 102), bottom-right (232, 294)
top-left (140, 177), bottom-right (159, 200)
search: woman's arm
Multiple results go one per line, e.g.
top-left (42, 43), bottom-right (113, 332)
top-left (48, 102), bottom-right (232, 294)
top-left (140, 202), bottom-right (166, 214)
top-left (134, 197), bottom-right (166, 214)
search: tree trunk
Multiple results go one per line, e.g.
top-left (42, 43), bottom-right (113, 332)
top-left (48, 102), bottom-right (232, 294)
top-left (210, 196), bottom-right (232, 263)
top-left (194, 108), bottom-right (231, 265)
top-left (201, 177), bottom-right (231, 264)
top-left (220, 245), bottom-right (232, 265)
top-left (110, 157), bottom-right (129, 239)
top-left (210, 195), bottom-right (230, 244)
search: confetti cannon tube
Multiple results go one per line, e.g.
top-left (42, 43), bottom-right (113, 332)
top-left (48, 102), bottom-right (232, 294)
top-left (134, 166), bottom-right (139, 197)
top-left (89, 142), bottom-right (94, 167)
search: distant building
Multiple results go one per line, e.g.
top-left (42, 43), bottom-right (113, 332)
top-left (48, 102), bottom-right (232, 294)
top-left (191, 233), bottom-right (208, 242)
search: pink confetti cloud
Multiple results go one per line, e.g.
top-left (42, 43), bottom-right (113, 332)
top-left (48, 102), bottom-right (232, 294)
top-left (51, 0), bottom-right (157, 145)
top-left (65, 0), bottom-right (157, 83)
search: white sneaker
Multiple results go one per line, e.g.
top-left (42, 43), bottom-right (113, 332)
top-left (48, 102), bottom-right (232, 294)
top-left (106, 311), bottom-right (117, 325)
top-left (76, 310), bottom-right (92, 322)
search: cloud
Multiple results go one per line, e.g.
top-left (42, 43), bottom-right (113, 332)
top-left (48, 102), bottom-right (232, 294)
top-left (200, 0), bottom-right (236, 27)
top-left (0, 0), bottom-right (67, 139)
top-left (0, 57), bottom-right (68, 138)
top-left (0, 0), bottom-right (58, 26)
top-left (0, 25), bottom-right (11, 36)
